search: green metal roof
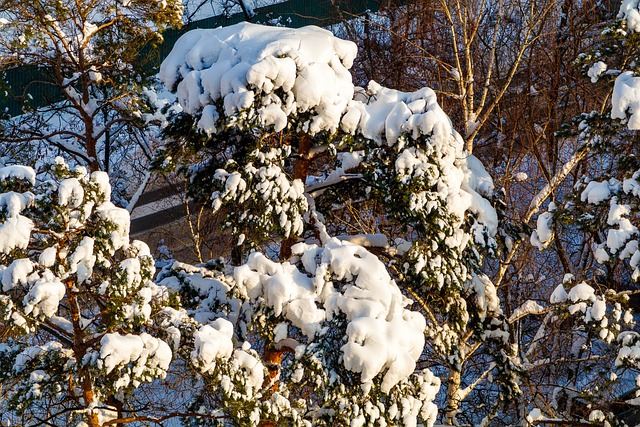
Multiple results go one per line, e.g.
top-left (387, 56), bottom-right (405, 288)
top-left (0, 0), bottom-right (381, 117)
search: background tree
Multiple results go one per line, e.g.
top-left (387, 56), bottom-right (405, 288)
top-left (329, 0), bottom-right (638, 422)
top-left (0, 0), bottom-right (182, 202)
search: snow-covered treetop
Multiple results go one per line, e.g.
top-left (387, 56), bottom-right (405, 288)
top-left (158, 21), bottom-right (475, 150)
top-left (159, 22), bottom-right (357, 135)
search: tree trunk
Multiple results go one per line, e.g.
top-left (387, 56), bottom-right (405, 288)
top-left (280, 133), bottom-right (312, 260)
top-left (257, 345), bottom-right (285, 427)
top-left (445, 369), bottom-right (462, 425)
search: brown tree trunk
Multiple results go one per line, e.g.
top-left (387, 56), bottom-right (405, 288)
top-left (445, 369), bottom-right (462, 425)
top-left (67, 279), bottom-right (100, 426)
top-left (266, 133), bottom-right (313, 425)
top-left (280, 133), bottom-right (312, 260)
top-left (257, 346), bottom-right (285, 427)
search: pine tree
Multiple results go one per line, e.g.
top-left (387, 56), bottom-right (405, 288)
top-left (155, 21), bottom-right (517, 425)
top-left (0, 159), bottom-right (178, 426)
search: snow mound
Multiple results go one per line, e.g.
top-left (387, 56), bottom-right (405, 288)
top-left (98, 332), bottom-right (172, 390)
top-left (342, 81), bottom-right (452, 147)
top-left (234, 238), bottom-right (427, 393)
top-left (159, 22), bottom-right (357, 134)
top-left (612, 71), bottom-right (640, 129)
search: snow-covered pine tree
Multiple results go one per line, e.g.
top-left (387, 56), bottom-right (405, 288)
top-left (0, 0), bottom-right (182, 203)
top-left (156, 22), bottom-right (518, 425)
top-left (0, 160), bottom-right (179, 427)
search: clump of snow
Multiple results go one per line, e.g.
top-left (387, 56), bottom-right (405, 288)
top-left (620, 0), bottom-right (640, 32)
top-left (232, 348), bottom-right (264, 394)
top-left (234, 238), bottom-right (427, 393)
top-left (616, 331), bottom-right (640, 367)
top-left (191, 319), bottom-right (234, 373)
top-left (612, 71), bottom-right (640, 129)
top-left (95, 202), bottom-right (131, 252)
top-left (526, 408), bottom-right (544, 423)
top-left (531, 211), bottom-right (554, 250)
top-left (580, 179), bottom-right (617, 204)
top-left (509, 299), bottom-right (545, 323)
top-left (13, 342), bottom-right (70, 373)
top-left (98, 332), bottom-right (172, 390)
top-left (550, 280), bottom-right (623, 344)
top-left (514, 171), bottom-right (528, 181)
top-left (58, 178), bottom-right (85, 209)
top-left (0, 190), bottom-right (34, 254)
top-left (22, 270), bottom-right (66, 319)
top-left (336, 233), bottom-right (388, 248)
top-left (0, 165), bottom-right (36, 185)
top-left (568, 282), bottom-right (596, 303)
top-left (343, 82), bottom-right (450, 146)
top-left (549, 284), bottom-right (568, 304)
top-left (2, 258), bottom-right (34, 292)
top-left (588, 61), bottom-right (607, 83)
top-left (159, 22), bottom-right (357, 134)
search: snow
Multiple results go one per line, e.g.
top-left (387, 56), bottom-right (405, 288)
top-left (22, 269), bottom-right (66, 319)
top-left (336, 233), bottom-right (389, 248)
top-left (514, 171), bottom-right (528, 181)
top-left (0, 165), bottom-right (36, 185)
top-left (13, 342), bottom-right (67, 373)
top-left (191, 319), bottom-right (234, 373)
top-left (345, 82), bottom-right (451, 147)
top-left (531, 211), bottom-right (554, 250)
top-left (95, 202), bottom-right (131, 252)
top-left (234, 238), bottom-right (427, 393)
top-left (98, 332), bottom-right (172, 389)
top-left (549, 284), bottom-right (568, 304)
top-left (233, 349), bottom-right (264, 393)
top-left (612, 71), bottom-right (640, 129)
top-left (197, 104), bottom-right (221, 135)
top-left (620, 0), bottom-right (640, 32)
top-left (616, 332), bottom-right (640, 367)
top-left (69, 237), bottom-right (96, 284)
top-left (591, 299), bottom-right (607, 321)
top-left (273, 322), bottom-right (288, 342)
top-left (580, 180), bottom-right (614, 204)
top-left (587, 61), bottom-right (607, 83)
top-left (526, 408), bottom-right (544, 423)
top-left (568, 282), bottom-right (596, 303)
top-left (39, 246), bottom-right (57, 267)
top-left (0, 212), bottom-right (34, 255)
top-left (509, 300), bottom-right (546, 323)
top-left (2, 258), bottom-right (34, 292)
top-left (159, 22), bottom-right (357, 135)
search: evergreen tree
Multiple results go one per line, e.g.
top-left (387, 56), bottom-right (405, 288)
top-left (0, 159), bottom-right (179, 426)
top-left (156, 21), bottom-right (517, 425)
